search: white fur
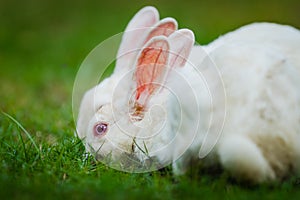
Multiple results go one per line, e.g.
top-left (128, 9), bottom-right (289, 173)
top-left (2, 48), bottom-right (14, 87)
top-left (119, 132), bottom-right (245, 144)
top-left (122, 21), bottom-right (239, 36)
top-left (76, 7), bottom-right (300, 182)
top-left (172, 22), bottom-right (300, 182)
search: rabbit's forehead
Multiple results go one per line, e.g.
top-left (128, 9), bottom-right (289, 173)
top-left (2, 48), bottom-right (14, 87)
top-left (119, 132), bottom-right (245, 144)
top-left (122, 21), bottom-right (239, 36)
top-left (94, 79), bottom-right (114, 97)
top-left (92, 79), bottom-right (117, 109)
top-left (96, 104), bottom-right (113, 118)
top-left (101, 104), bottom-right (115, 113)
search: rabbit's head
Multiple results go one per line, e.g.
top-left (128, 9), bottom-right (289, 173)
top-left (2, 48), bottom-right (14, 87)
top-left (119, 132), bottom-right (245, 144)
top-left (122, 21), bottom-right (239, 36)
top-left (76, 6), bottom-right (194, 172)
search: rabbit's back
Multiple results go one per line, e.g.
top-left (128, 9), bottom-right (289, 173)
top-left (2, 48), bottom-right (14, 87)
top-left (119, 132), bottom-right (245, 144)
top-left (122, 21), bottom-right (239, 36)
top-left (206, 22), bottom-right (300, 54)
top-left (205, 23), bottom-right (300, 140)
top-left (214, 23), bottom-right (300, 181)
top-left (181, 22), bottom-right (300, 181)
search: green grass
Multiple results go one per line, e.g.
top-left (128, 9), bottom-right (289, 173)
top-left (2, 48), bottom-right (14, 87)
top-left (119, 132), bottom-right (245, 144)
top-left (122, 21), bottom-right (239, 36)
top-left (1, 0), bottom-right (300, 199)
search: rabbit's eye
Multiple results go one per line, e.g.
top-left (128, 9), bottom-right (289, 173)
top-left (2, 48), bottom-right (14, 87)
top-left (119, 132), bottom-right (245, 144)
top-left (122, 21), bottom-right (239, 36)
top-left (94, 122), bottom-right (108, 137)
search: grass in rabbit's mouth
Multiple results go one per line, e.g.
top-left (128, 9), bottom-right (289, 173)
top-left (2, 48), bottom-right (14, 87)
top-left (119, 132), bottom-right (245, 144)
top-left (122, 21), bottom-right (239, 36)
top-left (1, 0), bottom-right (300, 199)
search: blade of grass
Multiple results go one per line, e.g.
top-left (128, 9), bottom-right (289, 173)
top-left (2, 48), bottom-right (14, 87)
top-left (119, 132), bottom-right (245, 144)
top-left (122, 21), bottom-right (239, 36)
top-left (143, 141), bottom-right (149, 155)
top-left (2, 112), bottom-right (41, 157)
top-left (17, 124), bottom-right (28, 160)
top-left (133, 138), bottom-right (150, 158)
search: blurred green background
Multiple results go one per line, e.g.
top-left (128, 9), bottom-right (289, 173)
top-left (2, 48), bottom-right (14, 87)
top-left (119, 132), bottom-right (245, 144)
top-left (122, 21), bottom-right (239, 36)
top-left (0, 0), bottom-right (300, 199)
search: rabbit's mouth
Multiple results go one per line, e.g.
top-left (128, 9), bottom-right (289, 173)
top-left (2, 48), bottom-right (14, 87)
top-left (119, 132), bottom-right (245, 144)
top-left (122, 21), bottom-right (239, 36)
top-left (120, 152), bottom-right (163, 171)
top-left (95, 150), bottom-right (163, 172)
top-left (91, 139), bottom-right (164, 172)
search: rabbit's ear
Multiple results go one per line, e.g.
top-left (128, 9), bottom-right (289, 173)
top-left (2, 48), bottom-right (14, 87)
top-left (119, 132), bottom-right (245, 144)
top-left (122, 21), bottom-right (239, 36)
top-left (115, 6), bottom-right (159, 72)
top-left (133, 36), bottom-right (170, 109)
top-left (168, 29), bottom-right (194, 68)
top-left (144, 18), bottom-right (177, 44)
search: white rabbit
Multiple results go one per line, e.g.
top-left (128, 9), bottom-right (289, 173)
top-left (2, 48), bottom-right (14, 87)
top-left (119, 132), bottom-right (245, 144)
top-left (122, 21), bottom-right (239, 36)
top-left (76, 6), bottom-right (300, 183)
top-left (76, 6), bottom-right (194, 171)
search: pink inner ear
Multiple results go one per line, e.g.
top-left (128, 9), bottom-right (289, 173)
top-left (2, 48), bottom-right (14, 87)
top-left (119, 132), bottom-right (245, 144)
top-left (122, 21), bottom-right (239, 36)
top-left (144, 22), bottom-right (176, 44)
top-left (135, 40), bottom-right (169, 106)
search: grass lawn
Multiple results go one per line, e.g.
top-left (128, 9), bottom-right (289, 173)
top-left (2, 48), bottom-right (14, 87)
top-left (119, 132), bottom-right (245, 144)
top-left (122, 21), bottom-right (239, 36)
top-left (1, 0), bottom-right (300, 199)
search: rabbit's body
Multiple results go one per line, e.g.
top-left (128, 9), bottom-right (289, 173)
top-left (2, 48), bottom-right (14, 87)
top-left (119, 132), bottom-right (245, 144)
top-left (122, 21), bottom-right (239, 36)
top-left (76, 7), bottom-right (300, 182)
top-left (171, 22), bottom-right (300, 182)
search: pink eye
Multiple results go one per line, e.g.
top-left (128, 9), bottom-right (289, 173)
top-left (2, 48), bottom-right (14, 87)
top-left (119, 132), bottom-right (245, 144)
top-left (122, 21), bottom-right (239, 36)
top-left (94, 123), bottom-right (108, 137)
